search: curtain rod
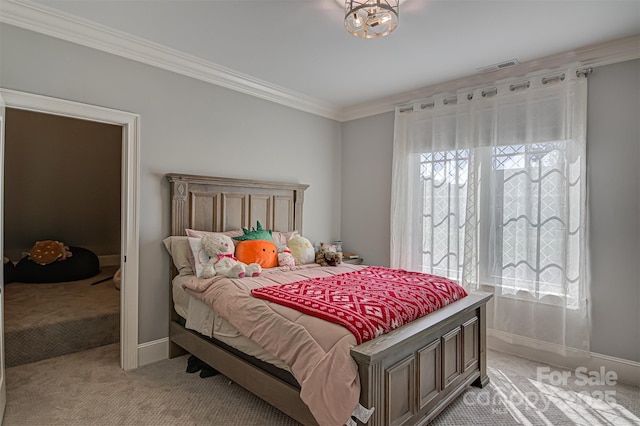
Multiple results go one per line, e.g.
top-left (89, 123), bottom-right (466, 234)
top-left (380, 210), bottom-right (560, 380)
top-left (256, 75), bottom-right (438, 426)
top-left (398, 67), bottom-right (594, 113)
top-left (576, 67), bottom-right (593, 77)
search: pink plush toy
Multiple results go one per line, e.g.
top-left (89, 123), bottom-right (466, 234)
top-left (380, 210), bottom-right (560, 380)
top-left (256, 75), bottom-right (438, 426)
top-left (278, 248), bottom-right (296, 267)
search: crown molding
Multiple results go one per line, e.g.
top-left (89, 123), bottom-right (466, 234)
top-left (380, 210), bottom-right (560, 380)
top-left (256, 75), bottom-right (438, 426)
top-left (338, 33), bottom-right (640, 121)
top-left (0, 0), bottom-right (341, 120)
top-left (1, 1), bottom-right (638, 123)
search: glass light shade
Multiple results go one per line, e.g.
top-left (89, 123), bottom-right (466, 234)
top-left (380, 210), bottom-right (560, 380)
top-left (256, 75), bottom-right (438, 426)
top-left (344, 0), bottom-right (399, 39)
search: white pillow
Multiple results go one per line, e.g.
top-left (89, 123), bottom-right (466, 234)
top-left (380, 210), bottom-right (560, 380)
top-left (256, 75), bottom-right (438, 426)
top-left (188, 237), bottom-right (211, 278)
top-left (186, 229), bottom-right (243, 246)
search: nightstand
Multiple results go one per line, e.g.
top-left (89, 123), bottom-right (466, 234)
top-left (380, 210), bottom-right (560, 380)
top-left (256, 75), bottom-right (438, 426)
top-left (341, 252), bottom-right (362, 265)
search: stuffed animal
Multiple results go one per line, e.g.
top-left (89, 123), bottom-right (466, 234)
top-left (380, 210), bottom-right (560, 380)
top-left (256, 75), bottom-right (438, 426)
top-left (277, 247), bottom-right (296, 268)
top-left (29, 240), bottom-right (72, 265)
top-left (235, 239), bottom-right (278, 268)
top-left (233, 221), bottom-right (274, 242)
top-left (200, 234), bottom-right (262, 279)
top-left (287, 235), bottom-right (315, 265)
top-left (113, 267), bottom-right (122, 290)
top-left (315, 242), bottom-right (343, 267)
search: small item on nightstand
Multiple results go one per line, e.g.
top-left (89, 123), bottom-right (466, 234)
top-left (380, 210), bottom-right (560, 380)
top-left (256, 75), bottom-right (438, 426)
top-left (341, 253), bottom-right (363, 265)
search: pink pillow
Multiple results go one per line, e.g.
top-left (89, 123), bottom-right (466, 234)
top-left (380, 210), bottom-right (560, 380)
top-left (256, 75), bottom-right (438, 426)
top-left (271, 230), bottom-right (300, 246)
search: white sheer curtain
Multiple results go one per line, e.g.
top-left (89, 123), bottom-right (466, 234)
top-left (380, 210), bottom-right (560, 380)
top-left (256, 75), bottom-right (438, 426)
top-left (391, 66), bottom-right (590, 355)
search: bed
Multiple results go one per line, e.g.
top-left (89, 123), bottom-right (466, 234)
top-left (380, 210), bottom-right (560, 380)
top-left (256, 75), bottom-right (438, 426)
top-left (166, 173), bottom-right (492, 426)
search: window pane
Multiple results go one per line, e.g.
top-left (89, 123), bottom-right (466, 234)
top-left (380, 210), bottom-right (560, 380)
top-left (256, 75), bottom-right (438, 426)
top-left (419, 150), bottom-right (468, 281)
top-left (490, 141), bottom-right (580, 306)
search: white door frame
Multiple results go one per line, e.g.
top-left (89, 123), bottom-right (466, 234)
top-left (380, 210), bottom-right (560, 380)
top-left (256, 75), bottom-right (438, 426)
top-left (0, 88), bottom-right (140, 370)
top-left (0, 90), bottom-right (7, 423)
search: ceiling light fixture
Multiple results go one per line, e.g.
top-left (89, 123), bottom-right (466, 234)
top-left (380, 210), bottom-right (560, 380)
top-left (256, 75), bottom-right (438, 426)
top-left (343, 0), bottom-right (399, 39)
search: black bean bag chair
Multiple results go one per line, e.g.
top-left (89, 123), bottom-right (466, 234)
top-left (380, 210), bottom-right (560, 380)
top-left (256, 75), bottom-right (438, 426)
top-left (14, 246), bottom-right (100, 283)
top-left (3, 259), bottom-right (18, 284)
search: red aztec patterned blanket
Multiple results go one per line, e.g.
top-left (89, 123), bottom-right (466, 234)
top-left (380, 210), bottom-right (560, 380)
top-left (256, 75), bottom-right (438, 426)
top-left (251, 266), bottom-right (468, 344)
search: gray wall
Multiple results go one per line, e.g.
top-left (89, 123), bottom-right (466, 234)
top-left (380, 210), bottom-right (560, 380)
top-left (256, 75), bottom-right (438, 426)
top-left (341, 111), bottom-right (394, 267)
top-left (4, 108), bottom-right (122, 260)
top-left (341, 60), bottom-right (640, 363)
top-left (0, 24), bottom-right (343, 343)
top-left (586, 60), bottom-right (640, 362)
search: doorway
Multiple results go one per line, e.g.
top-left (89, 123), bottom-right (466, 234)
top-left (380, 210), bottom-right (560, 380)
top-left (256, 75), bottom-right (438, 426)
top-left (4, 107), bottom-right (122, 365)
top-left (0, 88), bottom-right (139, 370)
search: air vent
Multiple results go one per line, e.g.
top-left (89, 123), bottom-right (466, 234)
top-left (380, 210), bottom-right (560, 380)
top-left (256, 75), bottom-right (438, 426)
top-left (476, 59), bottom-right (520, 74)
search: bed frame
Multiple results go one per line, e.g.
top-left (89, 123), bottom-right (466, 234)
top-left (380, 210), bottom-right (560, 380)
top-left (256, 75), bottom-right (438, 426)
top-left (166, 173), bottom-right (492, 426)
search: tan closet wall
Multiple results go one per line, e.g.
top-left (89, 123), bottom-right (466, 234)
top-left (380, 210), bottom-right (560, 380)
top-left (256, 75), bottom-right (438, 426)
top-left (4, 108), bottom-right (122, 261)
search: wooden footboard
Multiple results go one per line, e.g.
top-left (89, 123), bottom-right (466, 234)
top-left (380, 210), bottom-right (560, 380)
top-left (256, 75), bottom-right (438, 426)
top-left (169, 292), bottom-right (491, 426)
top-left (351, 292), bottom-right (491, 426)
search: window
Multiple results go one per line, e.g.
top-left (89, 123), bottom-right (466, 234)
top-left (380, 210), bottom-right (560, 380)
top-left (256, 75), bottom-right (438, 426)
top-left (392, 67), bottom-right (589, 352)
top-left (419, 140), bottom-right (582, 308)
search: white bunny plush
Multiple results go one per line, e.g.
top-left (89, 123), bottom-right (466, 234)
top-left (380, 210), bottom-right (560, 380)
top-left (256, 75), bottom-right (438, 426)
top-left (200, 233), bottom-right (261, 279)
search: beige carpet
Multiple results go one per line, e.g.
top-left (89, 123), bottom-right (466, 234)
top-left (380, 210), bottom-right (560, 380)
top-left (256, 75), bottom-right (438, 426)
top-left (4, 344), bottom-right (639, 425)
top-left (4, 265), bottom-right (120, 367)
top-left (5, 343), bottom-right (297, 426)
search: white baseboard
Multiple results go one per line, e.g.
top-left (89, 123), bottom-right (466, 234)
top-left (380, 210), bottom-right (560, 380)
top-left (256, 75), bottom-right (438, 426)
top-left (98, 254), bottom-right (120, 267)
top-left (137, 338), bottom-right (169, 367)
top-left (488, 331), bottom-right (640, 386)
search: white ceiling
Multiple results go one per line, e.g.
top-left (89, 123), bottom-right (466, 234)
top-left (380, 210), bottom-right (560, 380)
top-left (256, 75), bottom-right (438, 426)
top-left (18, 0), bottom-right (640, 115)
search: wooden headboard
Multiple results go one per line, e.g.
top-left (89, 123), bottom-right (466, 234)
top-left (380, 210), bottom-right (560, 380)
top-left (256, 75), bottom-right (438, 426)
top-left (166, 173), bottom-right (310, 341)
top-left (166, 173), bottom-right (309, 235)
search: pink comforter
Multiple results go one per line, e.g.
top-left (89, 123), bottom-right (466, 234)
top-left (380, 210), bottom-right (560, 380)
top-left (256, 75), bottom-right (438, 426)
top-left (183, 264), bottom-right (364, 426)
